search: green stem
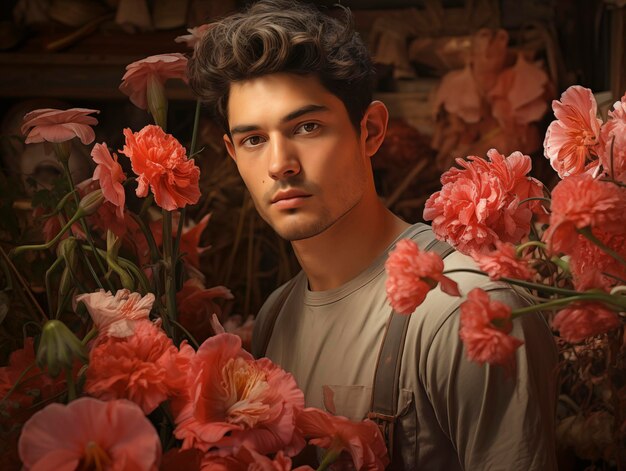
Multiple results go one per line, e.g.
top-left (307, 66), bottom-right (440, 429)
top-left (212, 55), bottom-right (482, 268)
top-left (516, 240), bottom-right (546, 256)
top-left (316, 447), bottom-right (341, 471)
top-left (578, 227), bottom-right (626, 267)
top-left (510, 293), bottom-right (626, 318)
top-left (81, 326), bottom-right (98, 345)
top-left (65, 367), bottom-right (76, 402)
top-left (61, 160), bottom-right (112, 290)
top-left (518, 196), bottom-right (551, 207)
top-left (162, 209), bottom-right (176, 338)
top-left (128, 212), bottom-right (161, 264)
top-left (45, 256), bottom-right (65, 314)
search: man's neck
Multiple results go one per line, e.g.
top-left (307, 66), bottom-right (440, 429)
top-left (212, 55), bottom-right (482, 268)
top-left (291, 195), bottom-right (410, 291)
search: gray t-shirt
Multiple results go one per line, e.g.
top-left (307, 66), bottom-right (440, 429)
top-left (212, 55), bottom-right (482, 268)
top-left (252, 223), bottom-right (558, 470)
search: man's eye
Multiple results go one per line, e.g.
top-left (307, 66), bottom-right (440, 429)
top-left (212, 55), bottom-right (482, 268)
top-left (295, 122), bottom-right (319, 134)
top-left (242, 135), bottom-right (264, 147)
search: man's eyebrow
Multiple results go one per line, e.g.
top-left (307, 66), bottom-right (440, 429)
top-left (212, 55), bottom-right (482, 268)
top-left (229, 104), bottom-right (329, 135)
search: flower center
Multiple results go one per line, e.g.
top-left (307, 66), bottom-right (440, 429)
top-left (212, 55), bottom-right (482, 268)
top-left (79, 441), bottom-right (112, 471)
top-left (222, 357), bottom-right (270, 428)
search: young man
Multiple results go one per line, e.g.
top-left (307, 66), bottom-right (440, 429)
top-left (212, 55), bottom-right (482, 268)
top-left (189, 1), bottom-right (558, 469)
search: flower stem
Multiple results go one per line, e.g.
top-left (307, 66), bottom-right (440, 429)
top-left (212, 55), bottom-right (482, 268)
top-left (510, 293), bottom-right (626, 318)
top-left (316, 447), bottom-right (341, 471)
top-left (516, 240), bottom-right (546, 256)
top-left (65, 367), bottom-right (76, 402)
top-left (81, 327), bottom-right (98, 345)
top-left (162, 209), bottom-right (177, 338)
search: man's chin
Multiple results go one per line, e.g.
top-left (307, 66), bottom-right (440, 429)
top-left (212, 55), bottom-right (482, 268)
top-left (273, 219), bottom-right (332, 242)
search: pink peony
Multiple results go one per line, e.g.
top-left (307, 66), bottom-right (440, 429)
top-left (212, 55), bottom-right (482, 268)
top-left (75, 288), bottom-right (155, 338)
top-left (459, 288), bottom-right (524, 372)
top-left (119, 53), bottom-right (188, 110)
top-left (569, 231), bottom-right (626, 291)
top-left (543, 173), bottom-right (626, 254)
top-left (385, 239), bottom-right (460, 314)
top-left (121, 125), bottom-right (201, 211)
top-left (423, 149), bottom-right (543, 254)
top-left (552, 302), bottom-right (620, 343)
top-left (172, 333), bottom-right (305, 457)
top-left (473, 241), bottom-right (536, 281)
top-left (91, 142), bottom-right (126, 219)
top-left (18, 397), bottom-right (161, 471)
top-left (599, 93), bottom-right (626, 182)
top-left (296, 408), bottom-right (389, 470)
top-left (21, 108), bottom-right (99, 145)
top-left (175, 24), bottom-right (212, 49)
top-left (543, 85), bottom-right (602, 178)
top-left (85, 320), bottom-right (193, 414)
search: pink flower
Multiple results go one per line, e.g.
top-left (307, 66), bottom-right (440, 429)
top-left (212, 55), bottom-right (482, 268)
top-left (551, 302), bottom-right (620, 343)
top-left (543, 173), bottom-right (626, 254)
top-left (599, 93), bottom-right (626, 182)
top-left (200, 445), bottom-right (294, 471)
top-left (75, 289), bottom-right (155, 338)
top-left (18, 397), bottom-right (161, 471)
top-left (172, 333), bottom-right (305, 457)
top-left (473, 241), bottom-right (536, 281)
top-left (121, 125), bottom-right (201, 211)
top-left (119, 53), bottom-right (188, 110)
top-left (91, 142), bottom-right (126, 219)
top-left (21, 108), bottom-right (99, 145)
top-left (85, 320), bottom-right (194, 414)
top-left (175, 24), bottom-right (212, 49)
top-left (296, 408), bottom-right (390, 470)
top-left (543, 85), bottom-right (602, 178)
top-left (423, 149), bottom-right (543, 254)
top-left (385, 239), bottom-right (460, 314)
top-left (459, 288), bottom-right (524, 372)
top-left (180, 214), bottom-right (212, 269)
top-left (569, 231), bottom-right (626, 291)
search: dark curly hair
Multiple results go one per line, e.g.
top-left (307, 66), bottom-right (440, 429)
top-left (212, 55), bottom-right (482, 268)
top-left (188, 0), bottom-right (375, 134)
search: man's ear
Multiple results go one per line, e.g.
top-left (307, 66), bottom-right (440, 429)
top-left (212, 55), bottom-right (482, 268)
top-left (223, 134), bottom-right (237, 162)
top-left (360, 100), bottom-right (389, 158)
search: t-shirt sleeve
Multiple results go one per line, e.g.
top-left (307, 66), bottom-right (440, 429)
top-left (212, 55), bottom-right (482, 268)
top-left (422, 287), bottom-right (559, 471)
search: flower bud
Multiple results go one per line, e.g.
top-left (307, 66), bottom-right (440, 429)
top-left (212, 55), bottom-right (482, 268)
top-left (147, 74), bottom-right (168, 130)
top-left (57, 237), bottom-right (79, 272)
top-left (36, 320), bottom-right (88, 377)
top-left (78, 189), bottom-right (105, 216)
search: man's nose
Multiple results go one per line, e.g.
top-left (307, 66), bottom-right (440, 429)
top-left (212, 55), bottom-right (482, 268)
top-left (268, 135), bottom-right (301, 180)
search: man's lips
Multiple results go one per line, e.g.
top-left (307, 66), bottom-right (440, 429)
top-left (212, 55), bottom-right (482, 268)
top-left (270, 189), bottom-right (312, 204)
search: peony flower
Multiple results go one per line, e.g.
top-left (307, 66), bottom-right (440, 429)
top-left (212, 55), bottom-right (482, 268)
top-left (75, 288), bottom-right (155, 338)
top-left (177, 279), bottom-right (234, 343)
top-left (459, 288), bottom-right (524, 372)
top-left (91, 142), bottom-right (126, 219)
top-left (599, 92), bottom-right (626, 181)
top-left (385, 239), bottom-right (460, 314)
top-left (568, 231), bottom-right (626, 291)
top-left (543, 173), bottom-right (626, 254)
top-left (119, 53), bottom-right (188, 110)
top-left (296, 408), bottom-right (389, 470)
top-left (121, 125), bottom-right (201, 211)
top-left (551, 302), bottom-right (620, 343)
top-left (175, 24), bottom-right (212, 49)
top-left (18, 397), bottom-right (161, 471)
top-left (172, 333), bottom-right (305, 457)
top-left (423, 149), bottom-right (543, 254)
top-left (85, 320), bottom-right (194, 414)
top-left (21, 108), bottom-right (99, 145)
top-left (473, 241), bottom-right (536, 281)
top-left (543, 85), bottom-right (602, 178)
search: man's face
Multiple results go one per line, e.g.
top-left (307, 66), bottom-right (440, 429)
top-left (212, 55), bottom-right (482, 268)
top-left (224, 73), bottom-right (370, 241)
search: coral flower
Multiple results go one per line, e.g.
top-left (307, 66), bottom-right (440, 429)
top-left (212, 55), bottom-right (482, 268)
top-left (424, 149), bottom-right (542, 254)
top-left (385, 239), bottom-right (460, 314)
top-left (21, 108), bottom-right (99, 145)
top-left (543, 85), bottom-right (602, 178)
top-left (473, 241), bottom-right (536, 281)
top-left (599, 93), bottom-right (626, 181)
top-left (18, 397), bottom-right (161, 471)
top-left (91, 142), bottom-right (126, 219)
top-left (172, 333), bottom-right (305, 457)
top-left (295, 408), bottom-right (389, 470)
top-left (543, 173), bottom-right (626, 254)
top-left (175, 24), bottom-right (212, 49)
top-left (200, 445), bottom-right (295, 471)
top-left (177, 279), bottom-right (234, 343)
top-left (459, 288), bottom-right (524, 372)
top-left (551, 302), bottom-right (620, 343)
top-left (86, 320), bottom-right (194, 414)
top-left (119, 53), bottom-right (188, 110)
top-left (75, 289), bottom-right (155, 338)
top-left (569, 231), bottom-right (626, 291)
top-left (121, 125), bottom-right (201, 211)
